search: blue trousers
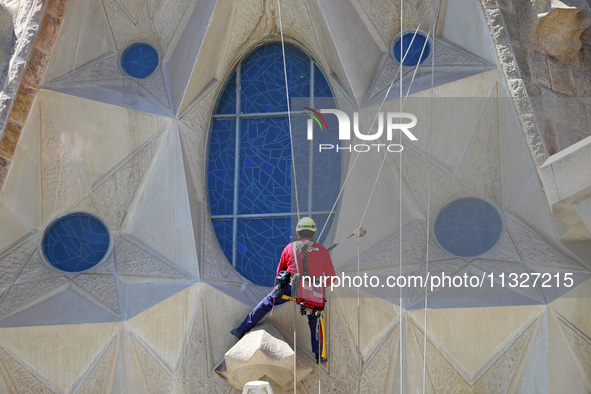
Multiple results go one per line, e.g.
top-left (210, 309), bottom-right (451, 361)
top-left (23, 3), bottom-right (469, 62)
top-left (239, 284), bottom-right (321, 353)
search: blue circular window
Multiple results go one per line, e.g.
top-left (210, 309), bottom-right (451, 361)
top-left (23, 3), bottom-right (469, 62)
top-left (42, 212), bottom-right (113, 273)
top-left (391, 31), bottom-right (431, 66)
top-left (433, 197), bottom-right (503, 258)
top-left (120, 43), bottom-right (159, 78)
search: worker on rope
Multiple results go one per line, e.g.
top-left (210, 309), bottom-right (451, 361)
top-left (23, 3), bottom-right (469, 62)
top-left (230, 217), bottom-right (336, 364)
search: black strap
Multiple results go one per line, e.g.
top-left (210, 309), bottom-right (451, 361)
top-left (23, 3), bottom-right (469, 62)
top-left (295, 240), bottom-right (314, 277)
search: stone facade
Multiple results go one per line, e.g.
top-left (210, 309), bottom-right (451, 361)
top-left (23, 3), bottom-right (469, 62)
top-left (0, 0), bottom-right (589, 392)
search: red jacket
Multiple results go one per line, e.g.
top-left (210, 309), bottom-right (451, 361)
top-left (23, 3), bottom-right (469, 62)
top-left (276, 240), bottom-right (336, 281)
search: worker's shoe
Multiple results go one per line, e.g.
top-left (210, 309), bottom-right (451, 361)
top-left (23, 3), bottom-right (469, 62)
top-left (230, 327), bottom-right (245, 340)
top-left (314, 353), bottom-right (328, 364)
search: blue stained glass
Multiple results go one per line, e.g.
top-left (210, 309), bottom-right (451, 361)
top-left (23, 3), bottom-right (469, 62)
top-left (208, 120), bottom-right (236, 215)
top-left (236, 218), bottom-right (291, 286)
top-left (311, 114), bottom-right (342, 211)
top-left (238, 117), bottom-right (292, 214)
top-left (121, 43), bottom-right (159, 79)
top-left (42, 213), bottom-right (112, 273)
top-left (241, 44), bottom-right (310, 113)
top-left (314, 65), bottom-right (333, 101)
top-left (433, 198), bottom-right (503, 258)
top-left (392, 32), bottom-right (431, 66)
top-left (215, 72), bottom-right (237, 114)
top-left (212, 220), bottom-right (233, 262)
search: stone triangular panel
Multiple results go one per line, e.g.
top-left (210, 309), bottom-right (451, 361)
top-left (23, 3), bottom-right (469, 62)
top-left (147, 0), bottom-right (166, 17)
top-left (334, 291), bottom-right (400, 367)
top-left (455, 93), bottom-right (502, 205)
top-left (115, 238), bottom-right (188, 279)
top-left (102, 0), bottom-right (160, 52)
top-left (0, 277), bottom-right (67, 319)
top-left (116, 0), bottom-right (145, 24)
top-left (40, 104), bottom-right (88, 226)
top-left (516, 311), bottom-right (550, 393)
top-left (548, 311), bottom-right (590, 392)
top-left (360, 324), bottom-right (399, 392)
top-left (505, 216), bottom-right (587, 271)
top-left (15, 249), bottom-right (62, 284)
top-left (0, 322), bottom-right (119, 392)
top-left (395, 147), bottom-right (456, 218)
top-left (39, 90), bottom-right (169, 185)
top-left (127, 284), bottom-right (199, 371)
top-left (0, 347), bottom-right (57, 393)
top-left (408, 305), bottom-right (543, 382)
top-left (410, 320), bottom-right (470, 392)
top-left (73, 334), bottom-right (119, 394)
top-left (72, 274), bottom-right (120, 314)
top-left (92, 132), bottom-right (163, 231)
top-left (124, 126), bottom-right (198, 278)
top-left (478, 226), bottom-right (522, 263)
top-left (130, 334), bottom-right (177, 392)
top-left (471, 260), bottom-right (544, 303)
top-left (433, 39), bottom-right (490, 66)
top-left (49, 53), bottom-right (123, 85)
top-left (43, 0), bottom-right (111, 84)
top-left (409, 259), bottom-right (470, 303)
top-left (152, 0), bottom-right (195, 54)
top-left (0, 233), bottom-right (39, 288)
top-left (199, 223), bottom-right (244, 284)
top-left (549, 277), bottom-right (591, 338)
top-left (0, 204), bottom-right (34, 258)
top-left (473, 317), bottom-right (537, 392)
top-left (555, 315), bottom-right (591, 389)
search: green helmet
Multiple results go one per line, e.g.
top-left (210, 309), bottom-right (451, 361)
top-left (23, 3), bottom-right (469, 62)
top-left (296, 217), bottom-right (317, 233)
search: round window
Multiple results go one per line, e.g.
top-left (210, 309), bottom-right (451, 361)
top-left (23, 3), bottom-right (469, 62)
top-left (120, 43), bottom-right (159, 78)
top-left (391, 30), bottom-right (432, 66)
top-left (433, 197), bottom-right (503, 258)
top-left (42, 212), bottom-right (113, 273)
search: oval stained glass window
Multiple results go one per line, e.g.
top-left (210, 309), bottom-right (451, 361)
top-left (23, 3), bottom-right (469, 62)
top-left (391, 30), bottom-right (432, 66)
top-left (42, 212), bottom-right (113, 273)
top-left (433, 197), bottom-right (503, 258)
top-left (120, 43), bottom-right (159, 78)
top-left (208, 43), bottom-right (341, 286)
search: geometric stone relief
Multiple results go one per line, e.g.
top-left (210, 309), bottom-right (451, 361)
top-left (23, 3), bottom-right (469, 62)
top-left (455, 92), bottom-right (502, 205)
top-left (72, 333), bottom-right (119, 394)
top-left (123, 125), bottom-right (199, 278)
top-left (0, 233), bottom-right (39, 288)
top-left (0, 277), bottom-right (68, 319)
top-left (0, 347), bottom-right (57, 393)
top-left (114, 237), bottom-right (188, 279)
top-left (368, 38), bottom-right (492, 100)
top-left (472, 316), bottom-right (537, 392)
top-left (14, 248), bottom-right (62, 286)
top-left (359, 324), bottom-right (399, 393)
top-left (471, 260), bottom-right (545, 303)
top-left (0, 322), bottom-right (120, 392)
top-left (115, 0), bottom-right (145, 24)
top-left (505, 215), bottom-right (588, 272)
top-left (477, 225), bottom-right (522, 263)
top-left (126, 285), bottom-right (198, 372)
top-left (410, 319), bottom-right (471, 393)
top-left (199, 223), bottom-right (244, 285)
top-left (40, 107), bottom-right (89, 227)
top-left (91, 131), bottom-right (164, 232)
top-left (72, 274), bottom-right (120, 315)
top-left (334, 292), bottom-right (400, 363)
top-left (130, 333), bottom-right (177, 393)
top-left (408, 305), bottom-right (543, 383)
top-left (555, 314), bottom-right (591, 390)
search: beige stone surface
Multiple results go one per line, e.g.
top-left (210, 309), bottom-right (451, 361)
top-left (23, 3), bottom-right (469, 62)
top-left (0, 322), bottom-right (120, 392)
top-left (40, 90), bottom-right (169, 186)
top-left (535, 7), bottom-right (591, 64)
top-left (124, 125), bottom-right (198, 278)
top-left (549, 277), bottom-right (591, 338)
top-left (127, 283), bottom-right (198, 370)
top-left (408, 305), bottom-right (543, 381)
top-left (43, 0), bottom-right (111, 84)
